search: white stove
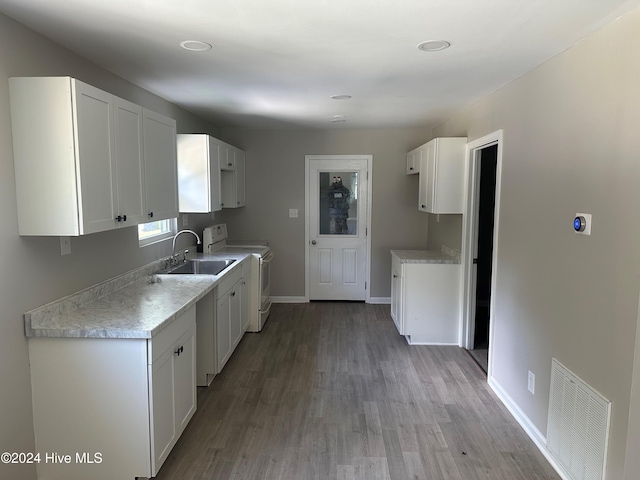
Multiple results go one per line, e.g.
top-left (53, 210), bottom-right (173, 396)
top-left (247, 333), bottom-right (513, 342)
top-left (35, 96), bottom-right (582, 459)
top-left (203, 224), bottom-right (273, 331)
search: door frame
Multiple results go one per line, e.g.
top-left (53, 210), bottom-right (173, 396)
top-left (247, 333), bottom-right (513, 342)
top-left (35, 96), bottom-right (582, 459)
top-left (460, 131), bottom-right (503, 374)
top-left (304, 155), bottom-right (373, 303)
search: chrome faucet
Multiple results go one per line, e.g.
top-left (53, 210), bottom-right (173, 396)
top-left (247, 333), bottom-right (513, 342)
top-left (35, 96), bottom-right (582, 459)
top-left (171, 229), bottom-right (201, 265)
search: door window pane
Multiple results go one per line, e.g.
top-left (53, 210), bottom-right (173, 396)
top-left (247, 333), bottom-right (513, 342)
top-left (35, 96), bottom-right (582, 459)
top-left (319, 172), bottom-right (358, 235)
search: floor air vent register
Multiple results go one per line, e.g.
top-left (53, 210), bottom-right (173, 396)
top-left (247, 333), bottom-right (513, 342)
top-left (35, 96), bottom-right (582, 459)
top-left (547, 358), bottom-right (611, 480)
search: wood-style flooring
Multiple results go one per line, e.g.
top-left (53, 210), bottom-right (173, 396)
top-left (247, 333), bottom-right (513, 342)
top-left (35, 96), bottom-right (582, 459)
top-left (155, 302), bottom-right (559, 480)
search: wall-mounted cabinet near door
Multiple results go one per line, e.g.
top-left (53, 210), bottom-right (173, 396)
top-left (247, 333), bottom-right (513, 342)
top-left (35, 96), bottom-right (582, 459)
top-left (8, 76), bottom-right (178, 235)
top-left (415, 137), bottom-right (467, 214)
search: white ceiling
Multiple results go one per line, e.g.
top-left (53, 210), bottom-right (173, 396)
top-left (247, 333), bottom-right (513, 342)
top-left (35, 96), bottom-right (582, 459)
top-left (1, 0), bottom-right (638, 130)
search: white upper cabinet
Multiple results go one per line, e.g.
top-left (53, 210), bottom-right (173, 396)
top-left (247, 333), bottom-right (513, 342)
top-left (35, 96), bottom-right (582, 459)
top-left (221, 147), bottom-right (246, 208)
top-left (406, 148), bottom-right (421, 175)
top-left (113, 97), bottom-right (146, 226)
top-left (176, 134), bottom-right (222, 213)
top-left (416, 137), bottom-right (467, 214)
top-left (8, 76), bottom-right (178, 235)
top-left (143, 109), bottom-right (179, 222)
top-left (176, 134), bottom-right (245, 211)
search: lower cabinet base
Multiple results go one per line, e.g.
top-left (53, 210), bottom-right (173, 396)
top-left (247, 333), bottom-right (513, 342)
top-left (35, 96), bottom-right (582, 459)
top-left (28, 337), bottom-right (152, 480)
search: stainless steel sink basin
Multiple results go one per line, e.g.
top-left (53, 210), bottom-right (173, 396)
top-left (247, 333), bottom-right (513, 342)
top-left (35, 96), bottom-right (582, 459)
top-left (159, 259), bottom-right (236, 275)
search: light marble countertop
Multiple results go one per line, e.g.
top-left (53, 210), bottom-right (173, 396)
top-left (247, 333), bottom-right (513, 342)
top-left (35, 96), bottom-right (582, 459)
top-left (25, 252), bottom-right (251, 339)
top-left (391, 249), bottom-right (460, 264)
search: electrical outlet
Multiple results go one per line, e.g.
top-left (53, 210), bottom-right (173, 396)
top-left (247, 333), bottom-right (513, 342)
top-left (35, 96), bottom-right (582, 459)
top-left (528, 371), bottom-right (535, 394)
top-left (289, 208), bottom-right (298, 218)
top-left (183, 214), bottom-right (189, 226)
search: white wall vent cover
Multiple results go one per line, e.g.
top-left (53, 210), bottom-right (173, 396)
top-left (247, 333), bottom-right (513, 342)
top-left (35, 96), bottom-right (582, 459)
top-left (547, 358), bottom-right (611, 480)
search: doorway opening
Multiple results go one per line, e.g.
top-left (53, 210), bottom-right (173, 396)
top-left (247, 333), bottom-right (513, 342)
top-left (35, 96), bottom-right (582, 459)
top-left (461, 131), bottom-right (503, 377)
top-left (469, 145), bottom-right (497, 372)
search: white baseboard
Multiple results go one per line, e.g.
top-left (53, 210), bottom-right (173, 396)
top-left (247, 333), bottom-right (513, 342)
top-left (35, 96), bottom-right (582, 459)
top-left (270, 296), bottom-right (307, 304)
top-left (488, 376), bottom-right (571, 480)
top-left (271, 296), bottom-right (392, 304)
top-left (368, 297), bottom-right (391, 304)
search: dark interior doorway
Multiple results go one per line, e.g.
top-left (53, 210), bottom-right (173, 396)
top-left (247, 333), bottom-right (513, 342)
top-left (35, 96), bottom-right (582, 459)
top-left (469, 144), bottom-right (498, 373)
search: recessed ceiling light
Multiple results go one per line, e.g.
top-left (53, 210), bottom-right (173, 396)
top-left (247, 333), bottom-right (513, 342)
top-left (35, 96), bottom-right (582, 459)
top-left (417, 40), bottom-right (451, 52)
top-left (331, 115), bottom-right (347, 123)
top-left (180, 40), bottom-right (212, 52)
top-left (331, 95), bottom-right (352, 100)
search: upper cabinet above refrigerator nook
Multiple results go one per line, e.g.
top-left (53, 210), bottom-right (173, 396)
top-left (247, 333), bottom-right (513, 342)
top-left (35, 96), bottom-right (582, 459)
top-left (408, 137), bottom-right (467, 214)
top-left (176, 135), bottom-right (246, 212)
top-left (177, 134), bottom-right (223, 213)
top-left (8, 76), bottom-right (178, 236)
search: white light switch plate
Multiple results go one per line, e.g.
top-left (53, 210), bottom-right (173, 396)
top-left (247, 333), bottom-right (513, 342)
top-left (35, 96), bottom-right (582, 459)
top-left (60, 236), bottom-right (71, 255)
top-left (289, 209), bottom-right (298, 218)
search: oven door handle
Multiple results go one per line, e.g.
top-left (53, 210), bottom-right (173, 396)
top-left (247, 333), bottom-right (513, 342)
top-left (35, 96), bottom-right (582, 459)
top-left (261, 251), bottom-right (274, 263)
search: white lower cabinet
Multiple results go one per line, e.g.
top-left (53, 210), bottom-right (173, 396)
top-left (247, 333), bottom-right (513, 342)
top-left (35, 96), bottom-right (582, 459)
top-left (197, 259), bottom-right (249, 384)
top-left (391, 252), bottom-right (461, 345)
top-left (216, 266), bottom-right (244, 371)
top-left (149, 307), bottom-right (196, 475)
top-left (27, 305), bottom-right (196, 480)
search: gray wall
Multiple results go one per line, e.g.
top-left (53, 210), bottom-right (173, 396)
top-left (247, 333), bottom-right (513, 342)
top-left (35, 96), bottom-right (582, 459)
top-left (218, 127), bottom-right (433, 299)
top-left (0, 13), bottom-right (220, 480)
top-left (430, 8), bottom-right (640, 479)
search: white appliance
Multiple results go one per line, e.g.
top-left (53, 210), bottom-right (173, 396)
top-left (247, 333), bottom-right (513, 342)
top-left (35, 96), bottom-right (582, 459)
top-left (203, 224), bottom-right (272, 331)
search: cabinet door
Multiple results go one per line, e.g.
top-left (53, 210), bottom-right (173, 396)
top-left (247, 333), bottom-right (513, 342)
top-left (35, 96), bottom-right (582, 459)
top-left (149, 346), bottom-right (176, 476)
top-left (113, 97), bottom-right (146, 226)
top-left (174, 326), bottom-right (196, 434)
top-left (241, 261), bottom-right (251, 333)
top-left (143, 109), bottom-right (178, 221)
top-left (208, 138), bottom-right (222, 212)
top-left (216, 290), bottom-right (232, 371)
top-left (235, 150), bottom-right (246, 207)
top-left (220, 143), bottom-right (235, 170)
top-left (230, 279), bottom-right (243, 349)
top-left (418, 141), bottom-right (436, 212)
top-left (406, 150), bottom-right (421, 175)
top-left (220, 147), bottom-right (246, 208)
top-left (390, 255), bottom-right (404, 335)
top-left (74, 81), bottom-right (118, 234)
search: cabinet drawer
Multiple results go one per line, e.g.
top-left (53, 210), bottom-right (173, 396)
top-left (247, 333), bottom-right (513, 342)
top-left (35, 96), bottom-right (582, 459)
top-left (216, 265), bottom-right (243, 299)
top-left (149, 305), bottom-right (196, 364)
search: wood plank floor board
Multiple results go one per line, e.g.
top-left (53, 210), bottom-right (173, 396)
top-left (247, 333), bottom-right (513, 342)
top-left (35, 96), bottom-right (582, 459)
top-left (153, 302), bottom-right (559, 480)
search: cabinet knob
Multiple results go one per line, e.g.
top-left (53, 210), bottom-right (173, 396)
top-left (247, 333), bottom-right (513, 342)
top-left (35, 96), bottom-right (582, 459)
top-left (393, 274), bottom-right (398, 278)
top-left (311, 240), bottom-right (317, 245)
top-left (410, 167), bottom-right (414, 170)
top-left (115, 215), bottom-right (128, 222)
top-left (123, 214), bottom-right (127, 222)
top-left (231, 291), bottom-right (236, 297)
top-left (421, 204), bottom-right (426, 208)
top-left (148, 211), bottom-right (154, 218)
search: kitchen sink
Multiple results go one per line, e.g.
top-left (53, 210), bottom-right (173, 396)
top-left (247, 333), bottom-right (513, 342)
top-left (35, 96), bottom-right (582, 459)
top-left (158, 259), bottom-right (236, 275)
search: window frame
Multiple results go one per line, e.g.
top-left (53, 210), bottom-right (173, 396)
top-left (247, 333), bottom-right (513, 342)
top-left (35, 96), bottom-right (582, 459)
top-left (138, 218), bottom-right (177, 247)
